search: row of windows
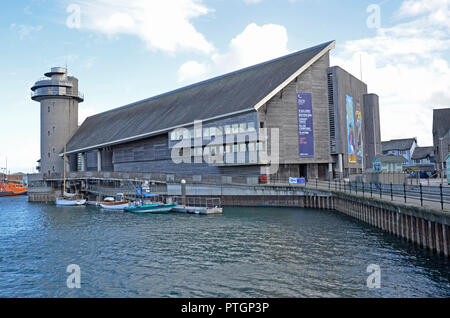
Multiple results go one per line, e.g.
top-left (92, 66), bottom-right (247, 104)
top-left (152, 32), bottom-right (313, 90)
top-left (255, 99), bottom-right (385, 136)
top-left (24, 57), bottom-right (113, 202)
top-left (170, 122), bottom-right (256, 141)
top-left (179, 142), bottom-right (266, 156)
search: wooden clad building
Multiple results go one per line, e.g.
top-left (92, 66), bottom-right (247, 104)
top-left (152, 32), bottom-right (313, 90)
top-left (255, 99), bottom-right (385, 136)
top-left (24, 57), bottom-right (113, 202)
top-left (63, 41), bottom-right (381, 181)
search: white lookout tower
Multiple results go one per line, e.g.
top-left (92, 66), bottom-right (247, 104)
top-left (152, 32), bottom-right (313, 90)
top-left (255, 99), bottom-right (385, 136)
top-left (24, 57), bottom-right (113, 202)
top-left (31, 67), bottom-right (84, 176)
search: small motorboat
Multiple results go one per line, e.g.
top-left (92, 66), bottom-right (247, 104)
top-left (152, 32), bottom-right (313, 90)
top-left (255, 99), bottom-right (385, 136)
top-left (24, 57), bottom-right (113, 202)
top-left (125, 203), bottom-right (177, 214)
top-left (100, 193), bottom-right (130, 211)
top-left (56, 195), bottom-right (86, 206)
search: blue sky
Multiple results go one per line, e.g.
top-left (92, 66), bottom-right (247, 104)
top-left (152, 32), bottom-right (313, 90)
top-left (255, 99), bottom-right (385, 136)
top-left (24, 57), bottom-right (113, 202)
top-left (1, 0), bottom-right (450, 172)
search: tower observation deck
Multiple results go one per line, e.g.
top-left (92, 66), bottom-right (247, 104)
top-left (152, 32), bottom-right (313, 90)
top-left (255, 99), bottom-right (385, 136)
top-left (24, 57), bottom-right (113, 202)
top-left (31, 67), bottom-right (84, 176)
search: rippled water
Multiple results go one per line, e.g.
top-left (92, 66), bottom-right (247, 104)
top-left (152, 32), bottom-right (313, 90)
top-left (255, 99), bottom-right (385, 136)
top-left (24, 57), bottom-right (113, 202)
top-left (0, 196), bottom-right (449, 297)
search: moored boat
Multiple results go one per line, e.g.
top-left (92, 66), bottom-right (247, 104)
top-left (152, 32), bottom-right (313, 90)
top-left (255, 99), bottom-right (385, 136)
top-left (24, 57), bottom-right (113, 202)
top-left (56, 196), bottom-right (87, 206)
top-left (125, 203), bottom-right (177, 214)
top-left (99, 193), bottom-right (130, 211)
top-left (0, 183), bottom-right (27, 197)
top-left (100, 201), bottom-right (131, 210)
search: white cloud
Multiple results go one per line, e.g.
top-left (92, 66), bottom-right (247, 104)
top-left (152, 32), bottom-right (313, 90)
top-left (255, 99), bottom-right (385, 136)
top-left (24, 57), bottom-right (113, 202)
top-left (244, 0), bottom-right (263, 4)
top-left (10, 24), bottom-right (43, 39)
top-left (178, 23), bottom-right (290, 83)
top-left (178, 60), bottom-right (209, 83)
top-left (332, 0), bottom-right (450, 146)
top-left (72, 0), bottom-right (215, 54)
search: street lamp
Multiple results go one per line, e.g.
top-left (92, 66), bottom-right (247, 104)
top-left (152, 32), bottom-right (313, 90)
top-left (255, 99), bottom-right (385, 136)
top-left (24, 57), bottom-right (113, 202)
top-left (439, 137), bottom-right (445, 185)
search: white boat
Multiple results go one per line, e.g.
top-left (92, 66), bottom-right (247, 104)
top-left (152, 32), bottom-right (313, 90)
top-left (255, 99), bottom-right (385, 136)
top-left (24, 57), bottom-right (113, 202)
top-left (56, 197), bottom-right (87, 206)
top-left (99, 201), bottom-right (130, 210)
top-left (99, 193), bottom-right (130, 211)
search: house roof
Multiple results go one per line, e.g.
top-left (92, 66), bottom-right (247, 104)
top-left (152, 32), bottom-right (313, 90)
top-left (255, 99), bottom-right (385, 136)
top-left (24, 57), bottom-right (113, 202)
top-left (411, 146), bottom-right (434, 160)
top-left (381, 138), bottom-right (416, 152)
top-left (433, 108), bottom-right (450, 140)
top-left (65, 40), bottom-right (335, 154)
top-left (375, 155), bottom-right (408, 164)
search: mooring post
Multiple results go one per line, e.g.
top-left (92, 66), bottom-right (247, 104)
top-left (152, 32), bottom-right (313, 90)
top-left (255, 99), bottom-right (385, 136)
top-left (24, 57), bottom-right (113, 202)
top-left (362, 181), bottom-right (365, 198)
top-left (404, 183), bottom-right (407, 203)
top-left (390, 183), bottom-right (393, 201)
top-left (420, 183), bottom-right (423, 207)
top-left (370, 182), bottom-right (373, 198)
top-left (440, 183), bottom-right (444, 210)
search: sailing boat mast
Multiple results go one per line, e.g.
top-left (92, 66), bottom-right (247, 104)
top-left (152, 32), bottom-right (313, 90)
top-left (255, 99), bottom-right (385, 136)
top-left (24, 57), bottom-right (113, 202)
top-left (63, 144), bottom-right (66, 197)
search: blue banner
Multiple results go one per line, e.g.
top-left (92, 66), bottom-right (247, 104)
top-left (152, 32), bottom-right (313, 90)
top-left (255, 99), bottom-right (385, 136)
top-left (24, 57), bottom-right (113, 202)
top-left (297, 93), bottom-right (314, 158)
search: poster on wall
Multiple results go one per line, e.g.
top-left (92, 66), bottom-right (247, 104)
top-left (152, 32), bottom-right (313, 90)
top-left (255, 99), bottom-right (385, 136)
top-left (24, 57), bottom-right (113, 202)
top-left (297, 93), bottom-right (314, 158)
top-left (346, 95), bottom-right (356, 164)
top-left (355, 101), bottom-right (363, 164)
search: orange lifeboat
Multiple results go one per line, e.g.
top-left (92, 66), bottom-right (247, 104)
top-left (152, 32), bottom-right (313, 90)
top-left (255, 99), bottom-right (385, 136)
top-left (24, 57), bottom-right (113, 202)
top-left (0, 182), bottom-right (27, 197)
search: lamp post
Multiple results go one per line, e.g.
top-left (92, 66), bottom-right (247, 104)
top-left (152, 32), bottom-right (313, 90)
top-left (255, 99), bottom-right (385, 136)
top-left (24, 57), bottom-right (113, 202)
top-left (181, 179), bottom-right (186, 205)
top-left (439, 137), bottom-right (445, 185)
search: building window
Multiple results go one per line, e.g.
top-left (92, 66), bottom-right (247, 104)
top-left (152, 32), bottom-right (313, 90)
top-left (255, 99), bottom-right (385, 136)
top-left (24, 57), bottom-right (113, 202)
top-left (232, 124), bottom-right (239, 134)
top-left (260, 122), bottom-right (264, 129)
top-left (210, 127), bottom-right (216, 137)
top-left (194, 147), bottom-right (202, 156)
top-left (53, 148), bottom-right (55, 153)
top-left (48, 106), bottom-right (50, 113)
top-left (239, 144), bottom-right (246, 152)
top-left (239, 123), bottom-right (246, 133)
top-left (48, 153), bottom-right (51, 158)
top-left (224, 125), bottom-right (231, 135)
top-left (53, 126), bottom-right (56, 133)
top-left (203, 128), bottom-right (210, 138)
top-left (248, 122), bottom-right (256, 132)
top-left (170, 131), bottom-right (176, 141)
top-left (48, 131), bottom-right (50, 136)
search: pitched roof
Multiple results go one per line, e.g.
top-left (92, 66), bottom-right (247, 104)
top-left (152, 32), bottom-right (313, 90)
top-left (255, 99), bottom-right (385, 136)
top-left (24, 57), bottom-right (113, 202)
top-left (65, 41), bottom-right (335, 154)
top-left (411, 146), bottom-right (434, 160)
top-left (376, 155), bottom-right (408, 164)
top-left (433, 108), bottom-right (450, 139)
top-left (381, 138), bottom-right (416, 152)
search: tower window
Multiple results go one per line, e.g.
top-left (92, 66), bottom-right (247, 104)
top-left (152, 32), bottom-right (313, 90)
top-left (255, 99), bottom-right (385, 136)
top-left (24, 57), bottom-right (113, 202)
top-left (53, 148), bottom-right (55, 153)
top-left (48, 153), bottom-right (50, 158)
top-left (48, 131), bottom-right (50, 136)
top-left (48, 106), bottom-right (50, 113)
top-left (53, 127), bottom-right (56, 133)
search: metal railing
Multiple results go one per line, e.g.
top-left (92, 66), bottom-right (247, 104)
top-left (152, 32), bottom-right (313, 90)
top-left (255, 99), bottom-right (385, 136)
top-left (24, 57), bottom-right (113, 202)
top-left (294, 178), bottom-right (450, 211)
top-left (170, 196), bottom-right (222, 208)
top-left (31, 90), bottom-right (84, 100)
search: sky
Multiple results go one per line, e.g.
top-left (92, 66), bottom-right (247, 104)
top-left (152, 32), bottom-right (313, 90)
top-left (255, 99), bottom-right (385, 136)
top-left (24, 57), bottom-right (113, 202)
top-left (1, 0), bottom-right (450, 173)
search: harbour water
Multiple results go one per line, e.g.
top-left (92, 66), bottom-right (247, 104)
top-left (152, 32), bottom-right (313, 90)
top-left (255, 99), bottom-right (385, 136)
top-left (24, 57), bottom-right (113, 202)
top-left (0, 196), bottom-right (449, 298)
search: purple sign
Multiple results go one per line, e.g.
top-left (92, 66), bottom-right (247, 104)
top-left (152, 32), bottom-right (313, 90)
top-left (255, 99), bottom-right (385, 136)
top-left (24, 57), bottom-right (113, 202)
top-left (297, 93), bottom-right (314, 158)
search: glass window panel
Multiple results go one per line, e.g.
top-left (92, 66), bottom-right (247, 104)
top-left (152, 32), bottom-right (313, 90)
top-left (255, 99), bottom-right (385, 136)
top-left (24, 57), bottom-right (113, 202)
top-left (239, 123), bottom-right (246, 132)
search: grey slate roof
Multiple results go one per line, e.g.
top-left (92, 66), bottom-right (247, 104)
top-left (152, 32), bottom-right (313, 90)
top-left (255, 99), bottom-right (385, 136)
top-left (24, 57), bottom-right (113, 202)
top-left (381, 138), bottom-right (416, 152)
top-left (376, 155), bottom-right (408, 164)
top-left (411, 146), bottom-right (434, 160)
top-left (66, 41), bottom-right (334, 153)
top-left (433, 108), bottom-right (450, 139)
